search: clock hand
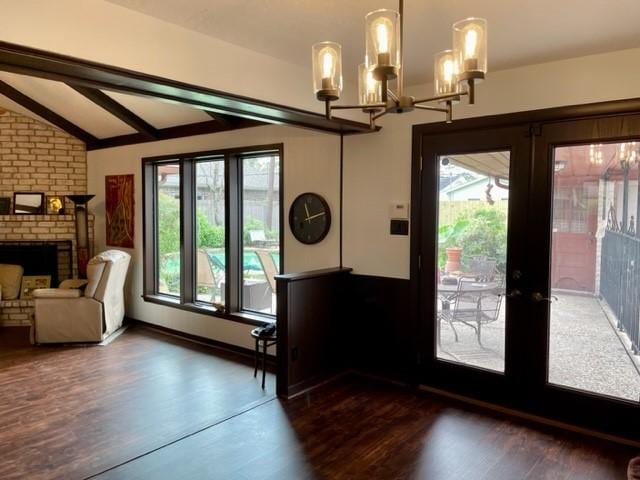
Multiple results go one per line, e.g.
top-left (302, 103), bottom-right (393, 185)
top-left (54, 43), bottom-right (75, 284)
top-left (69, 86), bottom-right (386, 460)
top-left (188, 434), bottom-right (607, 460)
top-left (304, 203), bottom-right (310, 222)
top-left (306, 211), bottom-right (326, 221)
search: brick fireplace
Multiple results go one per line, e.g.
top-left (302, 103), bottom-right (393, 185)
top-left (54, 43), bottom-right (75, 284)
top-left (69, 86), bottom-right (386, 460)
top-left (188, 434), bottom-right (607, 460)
top-left (0, 240), bottom-right (73, 286)
top-left (0, 109), bottom-right (92, 326)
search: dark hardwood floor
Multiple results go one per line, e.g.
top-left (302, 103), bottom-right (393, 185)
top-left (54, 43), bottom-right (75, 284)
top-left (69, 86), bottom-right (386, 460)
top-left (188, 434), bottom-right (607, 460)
top-left (0, 325), bottom-right (274, 480)
top-left (0, 326), bottom-right (636, 479)
top-left (96, 375), bottom-right (637, 480)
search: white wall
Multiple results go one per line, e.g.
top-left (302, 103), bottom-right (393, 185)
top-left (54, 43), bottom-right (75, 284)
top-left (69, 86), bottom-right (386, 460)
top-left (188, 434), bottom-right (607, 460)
top-left (88, 125), bottom-right (340, 348)
top-left (343, 47), bottom-right (640, 279)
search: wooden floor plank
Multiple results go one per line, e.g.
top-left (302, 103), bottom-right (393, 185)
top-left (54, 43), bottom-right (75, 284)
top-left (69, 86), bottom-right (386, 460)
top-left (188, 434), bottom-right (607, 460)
top-left (1, 326), bottom-right (634, 480)
top-left (96, 376), bottom-right (636, 480)
top-left (0, 326), bottom-right (274, 480)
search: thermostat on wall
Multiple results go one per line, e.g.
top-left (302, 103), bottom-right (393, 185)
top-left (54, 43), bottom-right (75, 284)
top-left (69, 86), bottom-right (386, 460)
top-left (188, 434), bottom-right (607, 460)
top-left (390, 202), bottom-right (409, 220)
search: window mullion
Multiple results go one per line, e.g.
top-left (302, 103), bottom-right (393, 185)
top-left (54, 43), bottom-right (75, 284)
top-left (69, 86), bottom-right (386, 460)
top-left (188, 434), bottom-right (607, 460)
top-left (226, 154), bottom-right (241, 312)
top-left (181, 159), bottom-right (196, 304)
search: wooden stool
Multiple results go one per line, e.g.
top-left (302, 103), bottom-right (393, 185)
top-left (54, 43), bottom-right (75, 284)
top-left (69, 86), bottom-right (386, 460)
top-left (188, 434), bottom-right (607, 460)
top-left (250, 327), bottom-right (277, 389)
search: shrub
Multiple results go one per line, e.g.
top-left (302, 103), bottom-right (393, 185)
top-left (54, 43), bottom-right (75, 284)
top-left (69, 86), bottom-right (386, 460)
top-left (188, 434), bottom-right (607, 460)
top-left (438, 207), bottom-right (507, 270)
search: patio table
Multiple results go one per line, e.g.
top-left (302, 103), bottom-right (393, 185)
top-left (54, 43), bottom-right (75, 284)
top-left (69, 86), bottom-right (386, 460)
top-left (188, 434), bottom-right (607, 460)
top-left (437, 281), bottom-right (500, 309)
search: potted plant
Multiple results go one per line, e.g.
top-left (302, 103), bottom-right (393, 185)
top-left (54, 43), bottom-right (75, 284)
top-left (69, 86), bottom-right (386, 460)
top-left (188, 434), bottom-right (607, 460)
top-left (438, 218), bottom-right (468, 274)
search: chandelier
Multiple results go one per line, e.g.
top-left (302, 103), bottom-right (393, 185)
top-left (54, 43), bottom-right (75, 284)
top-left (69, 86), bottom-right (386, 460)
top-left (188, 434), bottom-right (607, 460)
top-left (589, 144), bottom-right (604, 165)
top-left (312, 1), bottom-right (487, 128)
top-left (619, 141), bottom-right (639, 169)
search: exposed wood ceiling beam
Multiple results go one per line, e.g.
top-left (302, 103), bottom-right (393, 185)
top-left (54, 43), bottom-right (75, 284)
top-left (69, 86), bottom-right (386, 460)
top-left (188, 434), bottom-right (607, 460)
top-left (69, 84), bottom-right (158, 140)
top-left (92, 118), bottom-right (263, 150)
top-left (0, 41), bottom-right (375, 135)
top-left (0, 79), bottom-right (99, 148)
top-left (204, 110), bottom-right (233, 127)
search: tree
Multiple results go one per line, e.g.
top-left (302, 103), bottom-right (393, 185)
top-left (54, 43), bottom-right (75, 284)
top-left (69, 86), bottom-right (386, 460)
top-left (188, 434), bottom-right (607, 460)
top-left (157, 192), bottom-right (180, 256)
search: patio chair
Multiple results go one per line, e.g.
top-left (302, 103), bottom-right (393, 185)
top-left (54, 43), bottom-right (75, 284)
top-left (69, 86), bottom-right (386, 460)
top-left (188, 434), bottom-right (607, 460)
top-left (474, 286), bottom-right (504, 345)
top-left (468, 256), bottom-right (498, 282)
top-left (438, 278), bottom-right (504, 346)
top-left (255, 250), bottom-right (279, 295)
top-left (197, 249), bottom-right (222, 303)
top-left (438, 278), bottom-right (481, 343)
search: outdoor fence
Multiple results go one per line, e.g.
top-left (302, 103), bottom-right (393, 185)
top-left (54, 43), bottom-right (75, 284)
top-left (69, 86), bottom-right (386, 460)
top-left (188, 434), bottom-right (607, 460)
top-left (600, 229), bottom-right (640, 354)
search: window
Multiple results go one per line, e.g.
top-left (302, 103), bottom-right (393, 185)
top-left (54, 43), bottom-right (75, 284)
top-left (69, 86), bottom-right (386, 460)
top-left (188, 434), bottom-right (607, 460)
top-left (143, 145), bottom-right (282, 323)
top-left (242, 154), bottom-right (280, 314)
top-left (156, 163), bottom-right (181, 297)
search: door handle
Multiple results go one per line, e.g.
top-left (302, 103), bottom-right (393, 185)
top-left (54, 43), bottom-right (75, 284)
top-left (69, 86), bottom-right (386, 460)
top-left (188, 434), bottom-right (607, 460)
top-left (502, 289), bottom-right (522, 298)
top-left (531, 292), bottom-right (558, 303)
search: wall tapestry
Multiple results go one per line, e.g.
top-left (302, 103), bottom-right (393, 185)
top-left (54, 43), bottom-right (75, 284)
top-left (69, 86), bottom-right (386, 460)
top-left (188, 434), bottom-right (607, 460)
top-left (105, 174), bottom-right (134, 248)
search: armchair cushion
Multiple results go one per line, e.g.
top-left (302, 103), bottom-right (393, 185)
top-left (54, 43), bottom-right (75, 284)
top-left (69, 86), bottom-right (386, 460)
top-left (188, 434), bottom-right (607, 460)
top-left (0, 264), bottom-right (23, 300)
top-left (32, 288), bottom-right (82, 299)
top-left (84, 262), bottom-right (106, 298)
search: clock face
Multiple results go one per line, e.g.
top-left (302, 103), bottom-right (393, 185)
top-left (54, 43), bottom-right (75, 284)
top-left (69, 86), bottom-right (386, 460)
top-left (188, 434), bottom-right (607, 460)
top-left (289, 193), bottom-right (331, 244)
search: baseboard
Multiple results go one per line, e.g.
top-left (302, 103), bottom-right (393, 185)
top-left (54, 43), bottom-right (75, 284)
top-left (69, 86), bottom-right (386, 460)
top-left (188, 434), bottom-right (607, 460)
top-left (127, 318), bottom-right (276, 366)
top-left (417, 384), bottom-right (640, 449)
top-left (282, 371), bottom-right (350, 400)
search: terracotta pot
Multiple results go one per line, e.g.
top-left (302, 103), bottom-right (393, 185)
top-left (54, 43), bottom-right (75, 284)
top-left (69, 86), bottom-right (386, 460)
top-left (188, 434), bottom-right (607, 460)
top-left (444, 247), bottom-right (463, 274)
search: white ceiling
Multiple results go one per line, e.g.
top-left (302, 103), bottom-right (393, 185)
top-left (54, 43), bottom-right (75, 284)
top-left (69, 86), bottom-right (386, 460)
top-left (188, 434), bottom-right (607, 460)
top-left (106, 0), bottom-right (640, 86)
top-left (0, 72), bottom-right (214, 140)
top-left (1, 1), bottom-right (638, 141)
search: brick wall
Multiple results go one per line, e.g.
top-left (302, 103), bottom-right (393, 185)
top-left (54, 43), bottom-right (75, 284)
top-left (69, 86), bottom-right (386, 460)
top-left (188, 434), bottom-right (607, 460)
top-left (0, 109), bottom-right (87, 212)
top-left (0, 109), bottom-right (91, 327)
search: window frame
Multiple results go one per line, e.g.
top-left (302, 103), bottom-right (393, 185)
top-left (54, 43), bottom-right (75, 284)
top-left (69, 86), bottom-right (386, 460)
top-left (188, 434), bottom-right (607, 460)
top-left (142, 143), bottom-right (284, 326)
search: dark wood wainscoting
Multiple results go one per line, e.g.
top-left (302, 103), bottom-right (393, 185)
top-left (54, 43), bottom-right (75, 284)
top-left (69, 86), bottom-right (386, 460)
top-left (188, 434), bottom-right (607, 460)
top-left (346, 274), bottom-right (414, 382)
top-left (275, 267), bottom-right (352, 398)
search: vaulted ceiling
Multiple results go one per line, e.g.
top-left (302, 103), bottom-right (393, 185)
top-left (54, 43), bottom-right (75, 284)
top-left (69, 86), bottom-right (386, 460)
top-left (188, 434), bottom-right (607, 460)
top-left (1, 1), bottom-right (638, 146)
top-left (0, 71), bottom-right (258, 149)
top-left (105, 0), bottom-right (640, 87)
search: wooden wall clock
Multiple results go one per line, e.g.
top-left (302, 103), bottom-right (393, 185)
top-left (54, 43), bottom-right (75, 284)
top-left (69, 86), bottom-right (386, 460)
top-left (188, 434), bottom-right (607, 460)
top-left (289, 192), bottom-right (331, 244)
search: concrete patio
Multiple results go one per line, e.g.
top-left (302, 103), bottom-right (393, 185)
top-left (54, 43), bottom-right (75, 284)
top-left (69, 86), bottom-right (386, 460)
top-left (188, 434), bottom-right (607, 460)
top-left (437, 293), bottom-right (640, 402)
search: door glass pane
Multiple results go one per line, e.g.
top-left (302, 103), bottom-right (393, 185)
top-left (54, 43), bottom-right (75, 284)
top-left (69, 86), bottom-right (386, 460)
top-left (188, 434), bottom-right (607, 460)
top-left (436, 152), bottom-right (509, 373)
top-left (157, 163), bottom-right (181, 297)
top-left (242, 154), bottom-right (280, 315)
top-left (548, 141), bottom-right (640, 402)
top-left (195, 159), bottom-right (225, 306)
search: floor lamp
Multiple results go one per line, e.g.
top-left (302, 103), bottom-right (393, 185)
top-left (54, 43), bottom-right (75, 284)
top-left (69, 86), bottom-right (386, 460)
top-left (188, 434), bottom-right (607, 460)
top-left (67, 194), bottom-right (95, 279)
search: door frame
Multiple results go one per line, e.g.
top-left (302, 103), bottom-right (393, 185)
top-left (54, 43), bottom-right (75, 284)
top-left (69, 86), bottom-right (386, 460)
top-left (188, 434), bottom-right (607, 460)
top-left (528, 113), bottom-right (640, 439)
top-left (412, 124), bottom-right (532, 408)
top-left (410, 97), bottom-right (640, 439)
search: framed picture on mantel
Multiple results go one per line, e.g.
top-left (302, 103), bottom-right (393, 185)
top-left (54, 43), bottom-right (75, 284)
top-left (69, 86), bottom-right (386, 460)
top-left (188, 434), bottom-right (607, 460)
top-left (105, 174), bottom-right (134, 248)
top-left (13, 192), bottom-right (44, 214)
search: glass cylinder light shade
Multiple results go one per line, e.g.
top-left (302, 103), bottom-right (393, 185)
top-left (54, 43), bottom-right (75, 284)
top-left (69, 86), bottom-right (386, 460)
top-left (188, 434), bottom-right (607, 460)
top-left (434, 50), bottom-right (460, 96)
top-left (312, 41), bottom-right (342, 101)
top-left (365, 9), bottom-right (401, 79)
top-left (453, 18), bottom-right (487, 79)
top-left (358, 64), bottom-right (382, 107)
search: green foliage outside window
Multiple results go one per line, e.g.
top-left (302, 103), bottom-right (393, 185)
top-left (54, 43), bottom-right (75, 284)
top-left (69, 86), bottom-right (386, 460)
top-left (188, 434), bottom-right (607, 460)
top-left (438, 206), bottom-right (507, 271)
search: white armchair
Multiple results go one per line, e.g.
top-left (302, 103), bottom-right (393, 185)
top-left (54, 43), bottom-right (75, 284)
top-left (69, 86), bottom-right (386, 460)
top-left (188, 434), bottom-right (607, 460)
top-left (32, 250), bottom-right (131, 343)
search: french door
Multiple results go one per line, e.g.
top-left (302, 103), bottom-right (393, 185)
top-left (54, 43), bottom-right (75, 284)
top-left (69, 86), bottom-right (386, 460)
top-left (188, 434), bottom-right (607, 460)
top-left (413, 111), bottom-right (640, 438)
